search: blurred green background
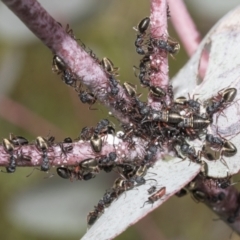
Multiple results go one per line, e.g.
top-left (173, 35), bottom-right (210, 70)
top-left (0, 0), bottom-right (239, 239)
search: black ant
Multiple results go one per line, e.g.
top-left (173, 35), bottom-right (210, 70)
top-left (205, 134), bottom-right (224, 147)
top-left (83, 172), bottom-right (96, 181)
top-left (134, 17), bottom-right (150, 35)
top-left (9, 133), bottom-right (28, 146)
top-left (180, 143), bottom-right (201, 163)
top-left (150, 37), bottom-right (180, 57)
top-left (80, 158), bottom-right (99, 174)
top-left (87, 199), bottom-right (105, 227)
top-left (142, 144), bottom-right (158, 166)
top-left (121, 163), bottom-right (157, 186)
top-left (98, 152), bottom-right (117, 173)
top-left (108, 75), bottom-right (119, 96)
top-left (175, 188), bottom-right (188, 197)
top-left (205, 134), bottom-right (237, 158)
top-left (94, 119), bottom-right (115, 136)
top-left (80, 127), bottom-right (94, 141)
top-left (6, 155), bottom-right (17, 173)
top-left (52, 55), bottom-right (66, 73)
top-left (123, 82), bottom-right (137, 98)
top-left (133, 60), bottom-right (150, 87)
top-left (2, 135), bottom-right (30, 173)
top-left (61, 69), bottom-right (77, 87)
top-left (204, 134), bottom-right (237, 168)
top-left (191, 190), bottom-right (206, 202)
top-left (133, 17), bottom-right (150, 55)
top-left (174, 94), bottom-right (201, 113)
top-left (35, 136), bottom-right (54, 172)
top-left (57, 166), bottom-right (95, 181)
top-left (205, 88), bottom-right (237, 118)
top-left (90, 134), bottom-right (102, 153)
top-left (101, 57), bottom-right (119, 76)
top-left (57, 166), bottom-right (96, 181)
top-left (52, 55), bottom-right (77, 87)
top-left (75, 84), bottom-right (97, 110)
top-left (59, 137), bottom-right (73, 158)
top-left (112, 177), bottom-right (135, 196)
top-left (94, 199), bottom-right (105, 214)
top-left (57, 167), bottom-right (73, 179)
top-left (102, 189), bottom-right (118, 207)
top-left (2, 138), bottom-right (16, 173)
top-left (216, 176), bottom-right (232, 189)
top-left (149, 86), bottom-right (166, 99)
top-left (87, 209), bottom-right (100, 227)
top-left (215, 172), bottom-right (240, 189)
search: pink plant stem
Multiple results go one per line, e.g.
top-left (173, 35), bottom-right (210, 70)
top-left (1, 0), bottom-right (130, 124)
top-left (168, 0), bottom-right (201, 57)
top-left (150, 0), bottom-right (168, 85)
top-left (0, 138), bottom-right (147, 167)
top-left (0, 96), bottom-right (65, 137)
top-left (0, 0), bottom-right (158, 171)
top-left (168, 0), bottom-right (208, 78)
top-left (194, 176), bottom-right (240, 235)
top-left (149, 0), bottom-right (169, 109)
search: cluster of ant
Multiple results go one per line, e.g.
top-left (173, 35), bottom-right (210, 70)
top-left (50, 17), bottom-right (238, 226)
top-left (57, 119), bottom-right (117, 181)
top-left (1, 134), bottom-right (30, 173)
top-left (1, 121), bottom-right (164, 226)
top-left (1, 134), bottom-right (67, 173)
top-left (57, 119), bottom-right (164, 226)
top-left (1, 15), bottom-right (239, 228)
